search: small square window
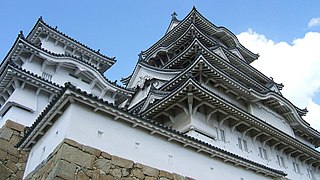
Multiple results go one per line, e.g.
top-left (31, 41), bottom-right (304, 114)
top-left (293, 162), bottom-right (300, 174)
top-left (216, 128), bottom-right (226, 142)
top-left (277, 155), bottom-right (285, 167)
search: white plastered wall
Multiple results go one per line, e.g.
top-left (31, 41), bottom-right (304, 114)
top-left (26, 103), bottom-right (274, 180)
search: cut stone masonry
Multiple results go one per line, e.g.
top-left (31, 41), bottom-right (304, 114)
top-left (25, 138), bottom-right (194, 180)
top-left (0, 120), bottom-right (28, 180)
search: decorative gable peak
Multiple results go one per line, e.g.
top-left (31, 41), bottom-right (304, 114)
top-left (166, 12), bottom-right (181, 34)
top-left (26, 17), bottom-right (116, 73)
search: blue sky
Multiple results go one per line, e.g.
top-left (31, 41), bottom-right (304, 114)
top-left (1, 1), bottom-right (319, 80)
top-left (1, 1), bottom-right (320, 128)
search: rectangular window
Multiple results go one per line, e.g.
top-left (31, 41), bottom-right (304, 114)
top-left (293, 162), bottom-right (296, 172)
top-left (296, 163), bottom-right (300, 174)
top-left (280, 157), bottom-right (285, 167)
top-left (259, 147), bottom-right (267, 160)
top-left (42, 72), bottom-right (52, 81)
top-left (259, 147), bottom-right (263, 158)
top-left (277, 155), bottom-right (285, 167)
top-left (263, 149), bottom-right (268, 159)
top-left (243, 140), bottom-right (248, 152)
top-left (238, 138), bottom-right (248, 152)
top-left (238, 138), bottom-right (242, 150)
top-left (307, 168), bottom-right (314, 179)
top-left (218, 129), bottom-right (225, 142)
top-left (293, 162), bottom-right (300, 174)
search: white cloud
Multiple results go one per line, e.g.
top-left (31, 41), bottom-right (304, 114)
top-left (308, 17), bottom-right (320, 28)
top-left (237, 30), bottom-right (320, 130)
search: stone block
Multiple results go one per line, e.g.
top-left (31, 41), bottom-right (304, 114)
top-left (9, 134), bottom-right (21, 145)
top-left (0, 139), bottom-right (19, 157)
top-left (159, 178), bottom-right (170, 180)
top-left (83, 168), bottom-right (93, 177)
top-left (0, 163), bottom-right (12, 179)
top-left (16, 170), bottom-right (25, 179)
top-left (121, 178), bottom-right (136, 180)
top-left (19, 153), bottom-right (28, 162)
top-left (134, 163), bottom-right (143, 169)
top-left (51, 160), bottom-right (76, 179)
top-left (56, 143), bottom-right (94, 168)
top-left (8, 175), bottom-right (18, 180)
top-left (92, 169), bottom-right (100, 180)
top-left (5, 120), bottom-right (25, 132)
top-left (5, 161), bottom-right (18, 173)
top-left (101, 152), bottom-right (111, 159)
top-left (122, 168), bottom-right (130, 177)
top-left (101, 174), bottom-right (115, 180)
top-left (64, 138), bottom-right (80, 148)
top-left (94, 158), bottom-right (111, 174)
top-left (7, 155), bottom-right (18, 163)
top-left (82, 145), bottom-right (101, 157)
top-left (52, 177), bottom-right (65, 180)
top-left (159, 170), bottom-right (173, 179)
top-left (111, 168), bottom-right (122, 179)
top-left (0, 128), bottom-right (13, 141)
top-left (142, 165), bottom-right (159, 177)
top-left (76, 170), bottom-right (90, 180)
top-left (16, 162), bottom-right (26, 171)
top-left (0, 150), bottom-right (7, 160)
top-left (145, 177), bottom-right (157, 180)
top-left (131, 169), bottom-right (145, 179)
top-left (172, 173), bottom-right (185, 180)
top-left (111, 156), bottom-right (133, 168)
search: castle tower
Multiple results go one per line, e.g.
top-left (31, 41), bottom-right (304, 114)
top-left (1, 8), bottom-right (319, 180)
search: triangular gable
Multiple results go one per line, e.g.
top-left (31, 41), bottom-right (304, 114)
top-left (126, 62), bottom-right (181, 89)
top-left (26, 17), bottom-right (115, 72)
top-left (142, 8), bottom-right (258, 64)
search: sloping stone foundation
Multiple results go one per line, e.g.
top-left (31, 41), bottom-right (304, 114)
top-left (25, 138), bottom-right (194, 180)
top-left (0, 120), bottom-right (28, 180)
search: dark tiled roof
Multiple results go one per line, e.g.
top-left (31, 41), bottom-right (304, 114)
top-left (27, 17), bottom-right (116, 64)
top-left (0, 32), bottom-right (24, 71)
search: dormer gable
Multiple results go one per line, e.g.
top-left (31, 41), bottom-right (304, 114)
top-left (26, 17), bottom-right (116, 73)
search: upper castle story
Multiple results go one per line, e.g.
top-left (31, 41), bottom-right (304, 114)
top-left (0, 17), bottom-right (133, 127)
top-left (122, 8), bottom-right (320, 150)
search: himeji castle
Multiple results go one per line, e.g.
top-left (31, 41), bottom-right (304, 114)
top-left (0, 8), bottom-right (319, 180)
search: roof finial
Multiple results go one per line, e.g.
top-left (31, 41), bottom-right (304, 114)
top-left (19, 30), bottom-right (25, 39)
top-left (171, 12), bottom-right (178, 20)
top-left (39, 16), bottom-right (43, 21)
top-left (138, 51), bottom-right (144, 61)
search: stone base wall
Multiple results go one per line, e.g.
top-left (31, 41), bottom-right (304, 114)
top-left (26, 138), bottom-right (194, 180)
top-left (0, 120), bottom-right (28, 180)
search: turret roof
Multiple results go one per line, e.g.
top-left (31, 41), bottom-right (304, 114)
top-left (142, 8), bottom-right (258, 64)
top-left (26, 17), bottom-right (116, 72)
top-left (0, 35), bottom-right (133, 96)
